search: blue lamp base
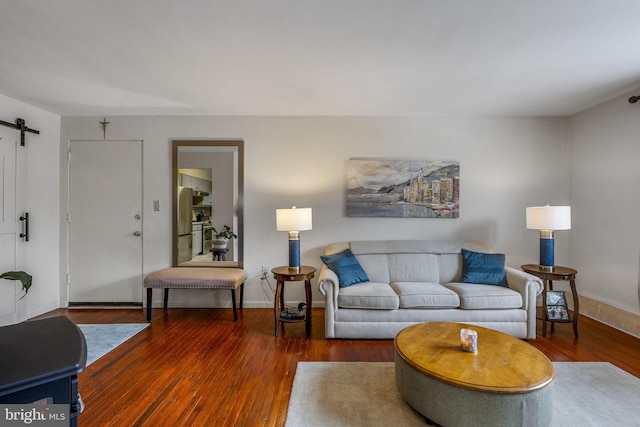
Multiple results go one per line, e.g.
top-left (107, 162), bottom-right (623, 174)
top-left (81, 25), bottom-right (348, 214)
top-left (539, 231), bottom-right (555, 270)
top-left (288, 232), bottom-right (301, 270)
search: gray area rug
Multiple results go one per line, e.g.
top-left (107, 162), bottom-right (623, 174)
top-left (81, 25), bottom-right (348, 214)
top-left (286, 361), bottom-right (640, 427)
top-left (78, 323), bottom-right (149, 366)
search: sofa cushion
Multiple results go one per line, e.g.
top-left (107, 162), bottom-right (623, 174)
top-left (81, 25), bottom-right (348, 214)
top-left (320, 248), bottom-right (370, 287)
top-left (391, 282), bottom-right (460, 309)
top-left (444, 283), bottom-right (522, 309)
top-left (387, 254), bottom-right (441, 283)
top-left (337, 282), bottom-right (399, 310)
top-left (460, 249), bottom-right (508, 287)
top-left (355, 254), bottom-right (391, 284)
top-left (437, 253), bottom-right (464, 284)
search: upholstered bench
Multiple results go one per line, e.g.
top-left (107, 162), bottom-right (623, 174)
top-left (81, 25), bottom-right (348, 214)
top-left (144, 267), bottom-right (246, 321)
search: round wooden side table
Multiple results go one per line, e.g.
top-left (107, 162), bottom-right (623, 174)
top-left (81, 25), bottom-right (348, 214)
top-left (521, 264), bottom-right (579, 337)
top-left (272, 266), bottom-right (316, 337)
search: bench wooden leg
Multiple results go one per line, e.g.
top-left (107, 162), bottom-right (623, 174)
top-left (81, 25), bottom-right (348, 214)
top-left (231, 289), bottom-right (238, 321)
top-left (230, 283), bottom-right (244, 321)
top-left (163, 289), bottom-right (170, 310)
top-left (146, 288), bottom-right (152, 322)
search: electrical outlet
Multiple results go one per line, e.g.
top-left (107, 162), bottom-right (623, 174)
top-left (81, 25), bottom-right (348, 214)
top-left (153, 200), bottom-right (160, 211)
top-left (261, 265), bottom-right (270, 280)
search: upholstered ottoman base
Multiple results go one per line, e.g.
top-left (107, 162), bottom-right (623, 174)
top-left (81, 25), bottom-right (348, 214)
top-left (395, 353), bottom-right (554, 427)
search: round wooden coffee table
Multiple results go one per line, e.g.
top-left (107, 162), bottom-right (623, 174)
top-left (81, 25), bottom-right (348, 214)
top-left (395, 322), bottom-right (555, 427)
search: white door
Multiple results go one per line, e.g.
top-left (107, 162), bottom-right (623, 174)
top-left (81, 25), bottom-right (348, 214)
top-left (68, 140), bottom-right (143, 304)
top-left (0, 129), bottom-right (26, 325)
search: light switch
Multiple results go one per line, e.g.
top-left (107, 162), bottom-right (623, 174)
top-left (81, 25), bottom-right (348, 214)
top-left (153, 200), bottom-right (160, 211)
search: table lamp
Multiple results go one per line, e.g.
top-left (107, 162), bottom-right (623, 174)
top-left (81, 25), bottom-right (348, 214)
top-left (276, 206), bottom-right (312, 270)
top-left (526, 205), bottom-right (571, 271)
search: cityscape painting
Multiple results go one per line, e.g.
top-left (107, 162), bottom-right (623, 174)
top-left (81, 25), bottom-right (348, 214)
top-left (347, 159), bottom-right (460, 218)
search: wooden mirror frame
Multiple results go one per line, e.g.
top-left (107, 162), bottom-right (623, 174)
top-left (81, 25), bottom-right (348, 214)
top-left (171, 140), bottom-right (244, 268)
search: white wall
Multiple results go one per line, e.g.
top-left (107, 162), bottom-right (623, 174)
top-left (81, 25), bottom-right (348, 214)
top-left (568, 89), bottom-right (640, 316)
top-left (0, 94), bottom-right (61, 321)
top-left (60, 115), bottom-right (568, 308)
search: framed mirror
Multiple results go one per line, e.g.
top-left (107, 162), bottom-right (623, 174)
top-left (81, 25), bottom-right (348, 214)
top-left (172, 140), bottom-right (244, 268)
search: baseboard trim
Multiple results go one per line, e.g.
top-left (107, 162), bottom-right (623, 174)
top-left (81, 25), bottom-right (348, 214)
top-left (577, 295), bottom-right (640, 339)
top-left (68, 302), bottom-right (143, 309)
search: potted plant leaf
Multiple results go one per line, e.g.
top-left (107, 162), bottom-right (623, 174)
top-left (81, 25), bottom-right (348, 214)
top-left (211, 225), bottom-right (238, 250)
top-left (1, 271), bottom-right (32, 300)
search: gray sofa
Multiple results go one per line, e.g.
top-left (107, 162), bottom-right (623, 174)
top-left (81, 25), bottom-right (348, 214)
top-left (318, 240), bottom-right (543, 339)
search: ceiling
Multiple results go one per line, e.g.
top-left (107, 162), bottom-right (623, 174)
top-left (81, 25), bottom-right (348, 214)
top-left (1, 0), bottom-right (640, 117)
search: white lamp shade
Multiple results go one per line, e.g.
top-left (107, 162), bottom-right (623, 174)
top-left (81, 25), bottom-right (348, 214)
top-left (526, 206), bottom-right (571, 230)
top-left (276, 207), bottom-right (312, 231)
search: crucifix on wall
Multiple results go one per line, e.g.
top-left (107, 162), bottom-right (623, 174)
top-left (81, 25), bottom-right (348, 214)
top-left (100, 117), bottom-right (110, 139)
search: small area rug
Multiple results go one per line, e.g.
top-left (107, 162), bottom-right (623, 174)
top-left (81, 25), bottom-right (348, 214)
top-left (286, 361), bottom-right (640, 427)
top-left (78, 323), bottom-right (149, 366)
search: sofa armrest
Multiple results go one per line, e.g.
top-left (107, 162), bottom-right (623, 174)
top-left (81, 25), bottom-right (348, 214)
top-left (506, 266), bottom-right (543, 339)
top-left (506, 266), bottom-right (543, 310)
top-left (318, 266), bottom-right (339, 308)
top-left (318, 266), bottom-right (340, 338)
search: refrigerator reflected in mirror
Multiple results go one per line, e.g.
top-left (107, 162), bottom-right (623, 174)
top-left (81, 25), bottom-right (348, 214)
top-left (177, 186), bottom-right (193, 263)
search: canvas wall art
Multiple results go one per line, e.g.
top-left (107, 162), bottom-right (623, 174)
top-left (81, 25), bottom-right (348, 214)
top-left (347, 159), bottom-right (460, 218)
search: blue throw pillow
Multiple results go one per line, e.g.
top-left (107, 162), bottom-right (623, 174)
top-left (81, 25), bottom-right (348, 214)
top-left (460, 249), bottom-right (508, 287)
top-left (320, 248), bottom-right (370, 288)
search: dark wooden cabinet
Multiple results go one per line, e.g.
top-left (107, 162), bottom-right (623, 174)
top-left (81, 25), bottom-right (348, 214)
top-left (0, 316), bottom-right (87, 426)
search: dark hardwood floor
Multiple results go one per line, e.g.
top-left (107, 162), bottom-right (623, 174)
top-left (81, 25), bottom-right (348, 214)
top-left (31, 308), bottom-right (640, 426)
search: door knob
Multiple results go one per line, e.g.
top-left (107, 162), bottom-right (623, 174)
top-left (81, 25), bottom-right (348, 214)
top-left (134, 214), bottom-right (141, 220)
top-left (133, 231), bottom-right (141, 236)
